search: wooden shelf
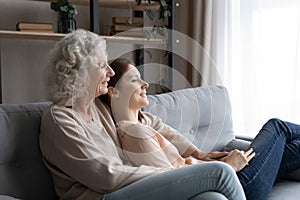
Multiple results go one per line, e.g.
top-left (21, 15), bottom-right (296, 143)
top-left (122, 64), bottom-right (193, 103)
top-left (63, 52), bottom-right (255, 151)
top-left (0, 30), bottom-right (64, 40)
top-left (31, 0), bottom-right (160, 11)
top-left (0, 30), bottom-right (163, 45)
top-left (105, 35), bottom-right (163, 45)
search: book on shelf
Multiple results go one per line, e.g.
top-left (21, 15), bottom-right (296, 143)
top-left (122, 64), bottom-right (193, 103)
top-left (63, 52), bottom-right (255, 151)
top-left (18, 29), bottom-right (55, 33)
top-left (16, 22), bottom-right (53, 32)
top-left (111, 24), bottom-right (143, 32)
top-left (112, 29), bottom-right (146, 38)
top-left (110, 16), bottom-right (145, 37)
top-left (113, 16), bottom-right (143, 25)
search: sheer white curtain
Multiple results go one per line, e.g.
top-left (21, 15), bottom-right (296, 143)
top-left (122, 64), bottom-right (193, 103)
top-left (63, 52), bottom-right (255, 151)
top-left (220, 0), bottom-right (300, 137)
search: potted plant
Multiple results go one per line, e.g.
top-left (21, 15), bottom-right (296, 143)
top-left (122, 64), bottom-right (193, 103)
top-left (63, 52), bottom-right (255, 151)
top-left (135, 0), bottom-right (171, 20)
top-left (136, 0), bottom-right (172, 94)
top-left (50, 0), bottom-right (78, 33)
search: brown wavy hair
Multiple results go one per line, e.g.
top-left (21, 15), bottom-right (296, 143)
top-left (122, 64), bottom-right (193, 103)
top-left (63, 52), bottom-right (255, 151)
top-left (99, 58), bottom-right (145, 122)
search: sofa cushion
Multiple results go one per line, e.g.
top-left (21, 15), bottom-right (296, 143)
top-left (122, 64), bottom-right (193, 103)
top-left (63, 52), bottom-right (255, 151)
top-left (224, 137), bottom-right (300, 182)
top-left (269, 180), bottom-right (300, 199)
top-left (145, 86), bottom-right (235, 152)
top-left (224, 138), bottom-right (251, 152)
top-left (0, 195), bottom-right (20, 200)
top-left (0, 102), bottom-right (58, 200)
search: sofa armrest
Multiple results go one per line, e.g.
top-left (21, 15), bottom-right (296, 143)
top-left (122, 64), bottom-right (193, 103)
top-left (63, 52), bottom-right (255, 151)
top-left (284, 169), bottom-right (300, 181)
top-left (224, 138), bottom-right (251, 152)
top-left (226, 136), bottom-right (300, 182)
top-left (0, 195), bottom-right (21, 200)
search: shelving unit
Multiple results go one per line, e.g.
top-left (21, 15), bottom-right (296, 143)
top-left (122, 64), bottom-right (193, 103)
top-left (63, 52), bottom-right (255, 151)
top-left (0, 0), bottom-right (163, 45)
top-left (30, 0), bottom-right (160, 11)
top-left (0, 0), bottom-right (165, 103)
top-left (0, 30), bottom-right (163, 45)
top-left (0, 30), bottom-right (64, 40)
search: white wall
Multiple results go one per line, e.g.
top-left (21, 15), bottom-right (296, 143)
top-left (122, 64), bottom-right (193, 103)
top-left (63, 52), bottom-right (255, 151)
top-left (0, 0), bottom-right (130, 103)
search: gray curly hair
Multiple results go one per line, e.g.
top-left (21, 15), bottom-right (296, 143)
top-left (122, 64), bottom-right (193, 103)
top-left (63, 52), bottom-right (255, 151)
top-left (46, 29), bottom-right (106, 106)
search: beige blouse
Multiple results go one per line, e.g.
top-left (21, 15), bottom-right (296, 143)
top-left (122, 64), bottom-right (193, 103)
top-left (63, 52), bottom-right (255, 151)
top-left (117, 120), bottom-right (194, 168)
top-left (39, 99), bottom-right (198, 200)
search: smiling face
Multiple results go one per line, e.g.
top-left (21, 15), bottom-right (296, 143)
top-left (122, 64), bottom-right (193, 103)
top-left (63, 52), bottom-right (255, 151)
top-left (86, 45), bottom-right (115, 97)
top-left (115, 64), bottom-right (149, 110)
top-left (95, 60), bottom-right (115, 97)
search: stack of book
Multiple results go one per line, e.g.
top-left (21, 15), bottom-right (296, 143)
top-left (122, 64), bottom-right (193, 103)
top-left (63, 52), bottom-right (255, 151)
top-left (16, 22), bottom-right (54, 33)
top-left (111, 17), bottom-right (144, 37)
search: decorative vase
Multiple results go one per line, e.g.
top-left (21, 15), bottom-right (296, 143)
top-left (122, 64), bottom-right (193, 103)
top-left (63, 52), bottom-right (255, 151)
top-left (58, 15), bottom-right (76, 33)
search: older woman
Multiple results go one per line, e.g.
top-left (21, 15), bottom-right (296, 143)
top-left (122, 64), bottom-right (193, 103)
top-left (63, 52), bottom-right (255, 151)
top-left (40, 29), bottom-right (245, 200)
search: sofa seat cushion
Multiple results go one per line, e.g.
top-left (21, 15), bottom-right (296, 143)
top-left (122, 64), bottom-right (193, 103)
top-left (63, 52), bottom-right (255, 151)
top-left (269, 180), bottom-right (300, 199)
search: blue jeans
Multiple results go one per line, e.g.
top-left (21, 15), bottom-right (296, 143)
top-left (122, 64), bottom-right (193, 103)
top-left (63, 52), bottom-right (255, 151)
top-left (237, 118), bottom-right (300, 200)
top-left (102, 162), bottom-right (246, 200)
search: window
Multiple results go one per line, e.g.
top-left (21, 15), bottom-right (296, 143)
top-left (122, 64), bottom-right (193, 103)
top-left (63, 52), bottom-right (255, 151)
top-left (223, 0), bottom-right (300, 137)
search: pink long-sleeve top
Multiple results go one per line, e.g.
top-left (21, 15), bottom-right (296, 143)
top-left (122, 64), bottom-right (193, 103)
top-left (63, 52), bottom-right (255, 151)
top-left (116, 117), bottom-right (198, 168)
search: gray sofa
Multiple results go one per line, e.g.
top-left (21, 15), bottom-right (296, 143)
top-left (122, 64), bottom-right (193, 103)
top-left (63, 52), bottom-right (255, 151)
top-left (0, 86), bottom-right (299, 200)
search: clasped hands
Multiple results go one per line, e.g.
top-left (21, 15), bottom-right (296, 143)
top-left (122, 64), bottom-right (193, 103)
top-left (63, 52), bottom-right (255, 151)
top-left (192, 148), bottom-right (255, 172)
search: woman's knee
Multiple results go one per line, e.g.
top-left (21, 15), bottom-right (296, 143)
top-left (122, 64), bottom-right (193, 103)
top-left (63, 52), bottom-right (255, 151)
top-left (211, 161), bottom-right (236, 174)
top-left (193, 162), bottom-right (245, 199)
top-left (263, 118), bottom-right (290, 137)
top-left (195, 161), bottom-right (236, 178)
top-left (265, 118), bottom-right (282, 127)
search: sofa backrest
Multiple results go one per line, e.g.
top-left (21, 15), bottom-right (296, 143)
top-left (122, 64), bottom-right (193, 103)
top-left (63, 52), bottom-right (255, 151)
top-left (0, 102), bottom-right (58, 200)
top-left (144, 86), bottom-right (235, 152)
top-left (0, 86), bottom-right (234, 199)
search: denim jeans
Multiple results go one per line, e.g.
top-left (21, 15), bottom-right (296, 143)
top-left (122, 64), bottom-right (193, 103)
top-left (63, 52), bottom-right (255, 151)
top-left (237, 118), bottom-right (300, 200)
top-left (102, 162), bottom-right (246, 200)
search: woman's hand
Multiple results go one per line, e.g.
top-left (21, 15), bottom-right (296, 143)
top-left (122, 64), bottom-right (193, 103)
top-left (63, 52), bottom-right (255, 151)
top-left (192, 149), bottom-right (229, 161)
top-left (219, 148), bottom-right (255, 172)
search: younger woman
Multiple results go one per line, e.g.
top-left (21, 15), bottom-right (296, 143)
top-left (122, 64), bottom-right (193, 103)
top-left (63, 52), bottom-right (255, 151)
top-left (101, 59), bottom-right (253, 170)
top-left (101, 58), bottom-right (300, 200)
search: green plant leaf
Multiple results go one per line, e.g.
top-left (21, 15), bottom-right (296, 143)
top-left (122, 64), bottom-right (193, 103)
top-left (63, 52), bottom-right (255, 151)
top-left (167, 10), bottom-right (171, 17)
top-left (144, 29), bottom-right (152, 40)
top-left (151, 25), bottom-right (157, 33)
top-left (127, 18), bottom-right (133, 24)
top-left (164, 10), bottom-right (169, 17)
top-left (50, 2), bottom-right (59, 11)
top-left (138, 52), bottom-right (144, 61)
top-left (146, 10), bottom-right (155, 21)
top-left (160, 0), bottom-right (167, 7)
top-left (157, 26), bottom-right (166, 37)
top-left (136, 0), bottom-right (142, 5)
top-left (145, 50), bottom-right (153, 59)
